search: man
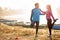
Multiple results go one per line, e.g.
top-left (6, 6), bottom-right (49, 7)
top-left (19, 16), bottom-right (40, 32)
top-left (30, 3), bottom-right (44, 37)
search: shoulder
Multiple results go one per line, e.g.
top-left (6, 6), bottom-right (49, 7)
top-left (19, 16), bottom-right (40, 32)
top-left (32, 8), bottom-right (35, 10)
top-left (31, 8), bottom-right (36, 12)
top-left (38, 8), bottom-right (41, 10)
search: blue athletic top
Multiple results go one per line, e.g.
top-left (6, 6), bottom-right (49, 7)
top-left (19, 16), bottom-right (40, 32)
top-left (31, 8), bottom-right (41, 22)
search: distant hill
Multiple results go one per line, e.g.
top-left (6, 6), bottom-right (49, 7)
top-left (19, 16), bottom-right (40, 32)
top-left (0, 19), bottom-right (17, 22)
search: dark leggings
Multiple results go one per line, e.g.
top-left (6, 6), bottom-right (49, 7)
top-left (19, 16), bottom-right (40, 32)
top-left (47, 19), bottom-right (55, 35)
top-left (31, 21), bottom-right (39, 36)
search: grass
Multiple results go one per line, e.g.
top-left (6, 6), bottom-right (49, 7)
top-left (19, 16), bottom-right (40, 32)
top-left (0, 23), bottom-right (60, 40)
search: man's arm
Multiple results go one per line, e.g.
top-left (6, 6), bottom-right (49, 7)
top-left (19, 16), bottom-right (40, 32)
top-left (30, 10), bottom-right (33, 21)
top-left (40, 9), bottom-right (45, 15)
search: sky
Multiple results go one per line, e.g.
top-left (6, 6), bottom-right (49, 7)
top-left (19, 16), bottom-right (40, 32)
top-left (0, 0), bottom-right (60, 24)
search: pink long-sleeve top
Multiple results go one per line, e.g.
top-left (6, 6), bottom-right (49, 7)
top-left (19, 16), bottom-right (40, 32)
top-left (45, 11), bottom-right (55, 20)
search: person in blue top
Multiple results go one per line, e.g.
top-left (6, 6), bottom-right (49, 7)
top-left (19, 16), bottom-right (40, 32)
top-left (30, 3), bottom-right (44, 38)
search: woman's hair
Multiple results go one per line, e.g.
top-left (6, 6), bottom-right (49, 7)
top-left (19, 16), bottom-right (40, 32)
top-left (46, 4), bottom-right (51, 10)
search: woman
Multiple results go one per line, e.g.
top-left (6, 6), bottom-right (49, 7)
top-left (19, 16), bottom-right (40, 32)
top-left (44, 5), bottom-right (58, 38)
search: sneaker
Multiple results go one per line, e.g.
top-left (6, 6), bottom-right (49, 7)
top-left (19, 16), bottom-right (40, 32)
top-left (35, 35), bottom-right (38, 38)
top-left (48, 35), bottom-right (52, 39)
top-left (54, 19), bottom-right (58, 22)
top-left (34, 35), bottom-right (38, 40)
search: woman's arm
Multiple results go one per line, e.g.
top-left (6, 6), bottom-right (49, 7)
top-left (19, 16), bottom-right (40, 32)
top-left (51, 12), bottom-right (55, 20)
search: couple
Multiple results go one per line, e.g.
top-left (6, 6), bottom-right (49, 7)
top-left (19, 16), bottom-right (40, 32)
top-left (30, 3), bottom-right (58, 38)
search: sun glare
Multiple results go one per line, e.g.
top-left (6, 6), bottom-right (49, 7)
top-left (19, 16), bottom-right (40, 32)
top-left (0, 0), bottom-right (60, 24)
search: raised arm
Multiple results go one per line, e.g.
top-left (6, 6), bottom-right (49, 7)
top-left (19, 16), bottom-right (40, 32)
top-left (40, 9), bottom-right (46, 15)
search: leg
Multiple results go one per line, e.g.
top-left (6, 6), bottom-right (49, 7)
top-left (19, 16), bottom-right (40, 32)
top-left (35, 21), bottom-right (39, 37)
top-left (30, 21), bottom-right (35, 28)
top-left (51, 19), bottom-right (58, 28)
top-left (47, 19), bottom-right (52, 36)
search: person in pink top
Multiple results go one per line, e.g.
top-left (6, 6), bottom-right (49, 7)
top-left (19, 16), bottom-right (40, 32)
top-left (43, 5), bottom-right (58, 38)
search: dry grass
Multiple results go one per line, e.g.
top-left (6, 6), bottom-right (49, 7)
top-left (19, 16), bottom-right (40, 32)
top-left (0, 23), bottom-right (60, 40)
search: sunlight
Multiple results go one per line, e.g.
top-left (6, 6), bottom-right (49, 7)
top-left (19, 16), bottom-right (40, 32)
top-left (0, 0), bottom-right (60, 24)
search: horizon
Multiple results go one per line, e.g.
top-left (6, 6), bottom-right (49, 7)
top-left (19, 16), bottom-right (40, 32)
top-left (0, 0), bottom-right (60, 24)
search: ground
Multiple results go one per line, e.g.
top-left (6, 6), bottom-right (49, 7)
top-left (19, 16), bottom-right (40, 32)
top-left (0, 23), bottom-right (60, 40)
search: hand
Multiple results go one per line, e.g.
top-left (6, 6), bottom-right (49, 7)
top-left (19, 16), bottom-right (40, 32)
top-left (42, 14), bottom-right (45, 15)
top-left (41, 13), bottom-right (45, 15)
top-left (54, 18), bottom-right (58, 22)
top-left (30, 18), bottom-right (32, 22)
